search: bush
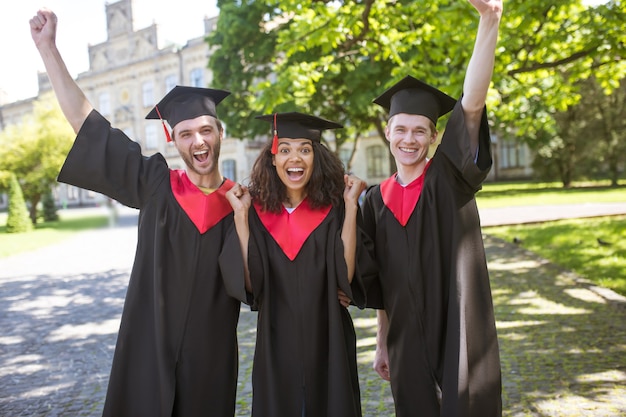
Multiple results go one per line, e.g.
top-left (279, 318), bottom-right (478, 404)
top-left (6, 173), bottom-right (33, 233)
top-left (41, 190), bottom-right (59, 222)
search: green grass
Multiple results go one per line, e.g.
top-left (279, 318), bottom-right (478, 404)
top-left (0, 211), bottom-right (108, 258)
top-left (484, 215), bottom-right (626, 296)
top-left (477, 179), bottom-right (626, 208)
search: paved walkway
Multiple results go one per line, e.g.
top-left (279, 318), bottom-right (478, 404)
top-left (0, 204), bottom-right (625, 416)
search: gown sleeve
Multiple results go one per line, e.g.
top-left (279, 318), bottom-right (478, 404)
top-left (436, 99), bottom-right (492, 191)
top-left (219, 219), bottom-right (253, 305)
top-left (246, 209), bottom-right (268, 311)
top-left (57, 110), bottom-right (167, 209)
top-left (338, 204), bottom-right (377, 309)
top-left (361, 187), bottom-right (385, 309)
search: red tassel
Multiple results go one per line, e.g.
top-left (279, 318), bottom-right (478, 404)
top-left (271, 113), bottom-right (278, 154)
top-left (271, 133), bottom-right (278, 154)
top-left (154, 105), bottom-right (172, 142)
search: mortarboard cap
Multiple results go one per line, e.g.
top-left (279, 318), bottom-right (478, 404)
top-left (255, 112), bottom-right (343, 154)
top-left (373, 75), bottom-right (456, 124)
top-left (145, 86), bottom-right (230, 142)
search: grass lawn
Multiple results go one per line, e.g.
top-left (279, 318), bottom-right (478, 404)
top-left (484, 215), bottom-right (626, 297)
top-left (477, 180), bottom-right (626, 208)
top-left (0, 209), bottom-right (108, 258)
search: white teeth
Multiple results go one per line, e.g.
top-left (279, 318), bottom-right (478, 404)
top-left (399, 147), bottom-right (417, 153)
top-left (194, 150), bottom-right (208, 156)
top-left (287, 168), bottom-right (304, 172)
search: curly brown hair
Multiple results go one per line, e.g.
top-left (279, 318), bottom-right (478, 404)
top-left (249, 141), bottom-right (346, 213)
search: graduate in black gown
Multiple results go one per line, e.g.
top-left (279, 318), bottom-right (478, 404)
top-left (222, 112), bottom-right (376, 417)
top-left (361, 1), bottom-right (503, 416)
top-left (30, 9), bottom-right (241, 416)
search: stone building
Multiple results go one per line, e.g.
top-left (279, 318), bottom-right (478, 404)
top-left (0, 0), bottom-right (262, 209)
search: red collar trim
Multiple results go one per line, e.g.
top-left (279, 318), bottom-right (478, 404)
top-left (253, 198), bottom-right (331, 261)
top-left (170, 170), bottom-right (235, 233)
top-left (380, 160), bottom-right (431, 226)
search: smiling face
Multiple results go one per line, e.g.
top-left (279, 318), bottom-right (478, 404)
top-left (385, 113), bottom-right (437, 170)
top-left (272, 138), bottom-right (315, 206)
top-left (172, 115), bottom-right (223, 185)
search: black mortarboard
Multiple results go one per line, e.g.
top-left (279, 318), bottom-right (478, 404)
top-left (145, 85), bottom-right (230, 142)
top-left (255, 112), bottom-right (343, 154)
top-left (373, 75), bottom-right (456, 124)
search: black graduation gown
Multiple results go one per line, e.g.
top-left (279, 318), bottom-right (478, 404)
top-left (220, 199), bottom-right (375, 417)
top-left (57, 110), bottom-right (241, 417)
top-left (362, 102), bottom-right (502, 417)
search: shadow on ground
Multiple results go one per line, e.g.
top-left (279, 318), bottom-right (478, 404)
top-left (1, 234), bottom-right (624, 416)
top-left (0, 269), bottom-right (127, 416)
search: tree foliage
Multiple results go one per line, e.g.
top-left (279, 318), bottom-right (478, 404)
top-left (5, 172), bottom-right (33, 233)
top-left (494, 1), bottom-right (626, 143)
top-left (208, 0), bottom-right (625, 178)
top-left (208, 0), bottom-right (278, 140)
top-left (0, 93), bottom-right (74, 223)
top-left (41, 190), bottom-right (59, 222)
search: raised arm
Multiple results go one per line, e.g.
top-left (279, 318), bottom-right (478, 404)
top-left (461, 0), bottom-right (503, 155)
top-left (225, 184), bottom-right (252, 292)
top-left (30, 9), bottom-right (93, 133)
top-left (341, 174), bottom-right (367, 284)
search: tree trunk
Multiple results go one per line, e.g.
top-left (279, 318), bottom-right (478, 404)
top-left (29, 195), bottom-right (41, 225)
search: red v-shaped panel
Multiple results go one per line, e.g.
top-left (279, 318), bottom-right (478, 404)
top-left (380, 160), bottom-right (431, 226)
top-left (170, 170), bottom-right (234, 233)
top-left (254, 198), bottom-right (331, 261)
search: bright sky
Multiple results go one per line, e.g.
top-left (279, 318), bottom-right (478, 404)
top-left (1, 0), bottom-right (219, 102)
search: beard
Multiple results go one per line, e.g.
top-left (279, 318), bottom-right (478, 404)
top-left (180, 140), bottom-right (221, 177)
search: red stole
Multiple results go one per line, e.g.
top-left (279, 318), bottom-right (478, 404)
top-left (254, 198), bottom-right (331, 261)
top-left (170, 170), bottom-right (235, 233)
top-left (380, 160), bottom-right (432, 227)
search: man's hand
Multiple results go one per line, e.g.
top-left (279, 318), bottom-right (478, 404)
top-left (30, 9), bottom-right (57, 50)
top-left (468, 0), bottom-right (503, 17)
top-left (373, 343), bottom-right (391, 381)
top-left (337, 288), bottom-right (351, 308)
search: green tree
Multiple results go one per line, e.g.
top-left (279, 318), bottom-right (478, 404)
top-left (208, 0), bottom-right (625, 177)
top-left (208, 0), bottom-right (278, 140)
top-left (41, 190), bottom-right (59, 222)
top-left (493, 0), bottom-right (625, 184)
top-left (583, 76), bottom-right (626, 186)
top-left (0, 93), bottom-right (74, 224)
top-left (5, 173), bottom-right (33, 233)
top-left (530, 74), bottom-right (626, 186)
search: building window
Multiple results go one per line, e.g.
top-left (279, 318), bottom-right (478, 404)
top-left (142, 82), bottom-right (154, 107)
top-left (165, 75), bottom-right (178, 92)
top-left (99, 92), bottom-right (111, 116)
top-left (67, 185), bottom-right (79, 201)
top-left (222, 159), bottom-right (236, 181)
top-left (190, 68), bottom-right (204, 87)
top-left (500, 139), bottom-right (525, 169)
top-left (366, 145), bottom-right (385, 177)
top-left (145, 125), bottom-right (158, 150)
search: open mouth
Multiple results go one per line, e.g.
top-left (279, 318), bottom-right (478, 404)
top-left (399, 147), bottom-right (417, 153)
top-left (286, 167), bottom-right (305, 180)
top-left (194, 149), bottom-right (209, 162)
